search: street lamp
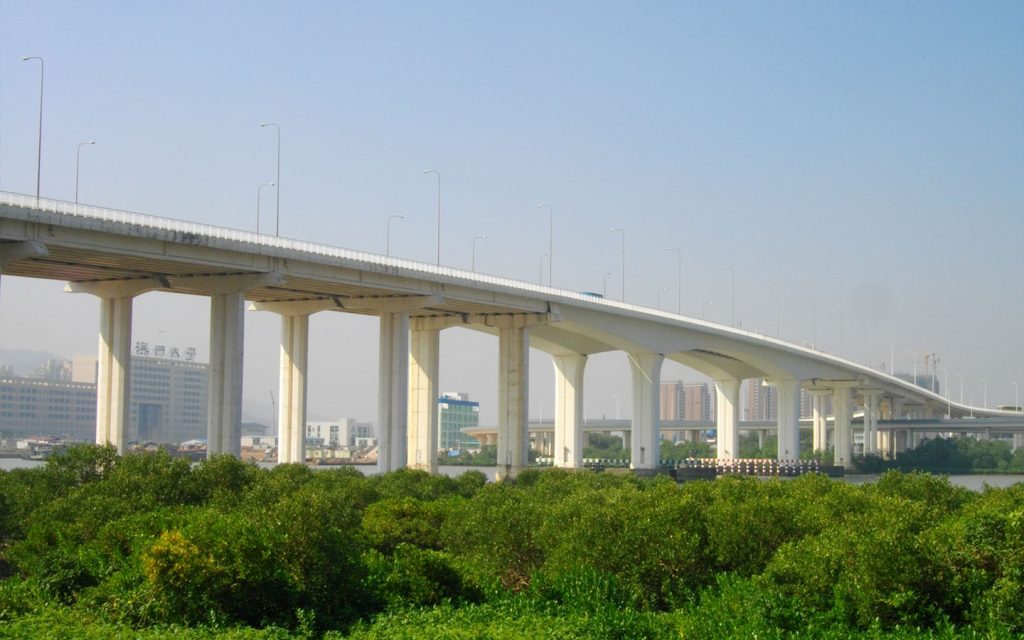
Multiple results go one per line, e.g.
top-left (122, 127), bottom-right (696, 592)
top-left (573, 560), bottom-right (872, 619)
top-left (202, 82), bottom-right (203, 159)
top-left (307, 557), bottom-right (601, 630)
top-left (884, 339), bottom-right (895, 375)
top-left (666, 247), bottom-right (682, 315)
top-left (258, 122), bottom-right (281, 235)
top-left (256, 182), bottom-right (275, 234)
top-left (980, 378), bottom-right (987, 409)
top-left (602, 271), bottom-right (612, 297)
top-left (536, 204), bottom-right (553, 286)
top-left (21, 56), bottom-right (44, 201)
top-left (831, 310), bottom-right (844, 358)
top-left (768, 284), bottom-right (781, 338)
top-left (802, 297), bottom-right (816, 349)
top-left (386, 214), bottom-right (404, 256)
top-left (1012, 382), bottom-right (1019, 412)
top-left (471, 234), bottom-right (487, 271)
top-left (721, 266), bottom-right (735, 327)
top-left (75, 140), bottom-right (95, 204)
top-left (702, 301), bottom-right (713, 321)
top-left (657, 286), bottom-right (670, 311)
top-left (610, 228), bottom-right (625, 300)
top-left (939, 367), bottom-right (951, 417)
top-left (539, 253), bottom-right (549, 285)
top-left (423, 169), bottom-right (441, 265)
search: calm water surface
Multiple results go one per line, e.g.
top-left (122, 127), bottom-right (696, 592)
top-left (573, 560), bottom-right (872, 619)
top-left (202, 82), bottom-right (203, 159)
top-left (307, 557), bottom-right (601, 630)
top-left (2, 458), bottom-right (1021, 490)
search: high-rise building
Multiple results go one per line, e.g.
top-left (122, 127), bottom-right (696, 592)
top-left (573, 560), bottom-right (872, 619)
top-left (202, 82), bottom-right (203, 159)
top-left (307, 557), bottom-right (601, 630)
top-left (0, 350), bottom-right (207, 444)
top-left (660, 381), bottom-right (684, 421)
top-left (438, 392), bottom-right (479, 451)
top-left (683, 382), bottom-right (713, 421)
top-left (744, 378), bottom-right (776, 421)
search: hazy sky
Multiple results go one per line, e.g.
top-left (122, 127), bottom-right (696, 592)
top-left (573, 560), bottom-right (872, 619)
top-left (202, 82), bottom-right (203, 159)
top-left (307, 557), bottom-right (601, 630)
top-left (1, 1), bottom-right (1022, 424)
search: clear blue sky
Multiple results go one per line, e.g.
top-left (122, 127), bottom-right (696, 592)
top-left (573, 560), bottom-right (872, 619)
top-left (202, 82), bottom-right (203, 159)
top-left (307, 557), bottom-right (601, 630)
top-left (1, 1), bottom-right (1022, 423)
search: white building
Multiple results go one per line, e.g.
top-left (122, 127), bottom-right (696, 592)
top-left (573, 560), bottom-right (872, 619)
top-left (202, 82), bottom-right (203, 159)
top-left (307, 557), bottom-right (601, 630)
top-left (306, 417), bottom-right (375, 448)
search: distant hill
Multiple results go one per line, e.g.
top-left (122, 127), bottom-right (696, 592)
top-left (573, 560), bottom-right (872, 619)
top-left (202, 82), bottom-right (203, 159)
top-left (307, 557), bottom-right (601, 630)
top-left (0, 349), bottom-right (67, 376)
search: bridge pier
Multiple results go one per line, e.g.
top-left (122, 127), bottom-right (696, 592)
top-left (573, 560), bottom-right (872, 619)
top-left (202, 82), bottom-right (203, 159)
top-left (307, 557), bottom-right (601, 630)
top-left (832, 384), bottom-right (853, 467)
top-left (553, 353), bottom-right (586, 468)
top-left (808, 389), bottom-right (830, 452)
top-left (276, 313), bottom-right (309, 464)
top-left (408, 323), bottom-right (440, 473)
top-left (96, 297), bottom-right (133, 453)
top-left (208, 292), bottom-right (245, 456)
top-left (773, 378), bottom-right (801, 460)
top-left (715, 377), bottom-right (741, 459)
top-left (497, 326), bottom-right (530, 480)
top-left (628, 352), bottom-right (663, 470)
top-left (378, 312), bottom-right (410, 472)
top-left (862, 390), bottom-right (881, 456)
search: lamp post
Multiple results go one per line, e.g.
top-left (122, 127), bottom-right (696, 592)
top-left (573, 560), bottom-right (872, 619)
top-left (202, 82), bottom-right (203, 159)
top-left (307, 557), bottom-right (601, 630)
top-left (832, 310), bottom-right (844, 358)
top-left (657, 286), bottom-right (670, 311)
top-left (21, 56), bottom-right (44, 201)
top-left (74, 140), bottom-right (95, 204)
top-left (939, 367), bottom-right (951, 417)
top-left (471, 234), bottom-right (487, 271)
top-left (666, 247), bottom-right (682, 315)
top-left (702, 301), bottom-right (713, 321)
top-left (802, 297), bottom-right (816, 349)
top-left (721, 266), bottom-right (735, 327)
top-left (602, 272), bottom-right (612, 297)
top-left (536, 204), bottom-right (553, 286)
top-left (768, 284), bottom-right (781, 338)
top-left (610, 228), bottom-right (625, 300)
top-left (980, 378), bottom-right (987, 409)
top-left (258, 122), bottom-right (281, 235)
top-left (1012, 382), bottom-right (1019, 412)
top-left (423, 170), bottom-right (441, 265)
top-left (256, 182), bottom-right (275, 234)
top-left (386, 214), bottom-right (404, 256)
top-left (954, 372), bottom-right (964, 406)
top-left (539, 253), bottom-right (548, 285)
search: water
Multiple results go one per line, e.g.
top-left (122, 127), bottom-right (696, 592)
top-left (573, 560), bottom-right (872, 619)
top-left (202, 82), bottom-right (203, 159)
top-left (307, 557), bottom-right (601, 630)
top-left (2, 457), bottom-right (1020, 490)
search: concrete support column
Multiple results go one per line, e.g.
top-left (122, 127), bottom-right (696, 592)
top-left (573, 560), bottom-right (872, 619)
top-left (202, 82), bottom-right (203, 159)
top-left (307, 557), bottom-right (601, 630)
top-left (277, 314), bottom-right (309, 464)
top-left (773, 378), bottom-right (802, 461)
top-left (1013, 433), bottom-right (1023, 452)
top-left (878, 429), bottom-right (892, 459)
top-left (497, 326), bottom-right (530, 480)
top-left (808, 389), bottom-right (829, 452)
top-left (891, 398), bottom-right (905, 420)
top-left (715, 377), bottom-right (741, 459)
top-left (832, 385), bottom-right (852, 468)
top-left (96, 297), bottom-right (133, 453)
top-left (552, 353), bottom-right (587, 468)
top-left (408, 326), bottom-right (439, 473)
top-left (378, 312), bottom-right (410, 472)
top-left (628, 352), bottom-right (664, 469)
top-left (862, 391), bottom-right (881, 456)
top-left (208, 292), bottom-right (245, 456)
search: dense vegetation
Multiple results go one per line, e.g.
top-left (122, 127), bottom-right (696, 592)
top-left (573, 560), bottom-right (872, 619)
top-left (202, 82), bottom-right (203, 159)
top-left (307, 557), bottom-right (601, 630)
top-left (1, 445), bottom-right (1022, 638)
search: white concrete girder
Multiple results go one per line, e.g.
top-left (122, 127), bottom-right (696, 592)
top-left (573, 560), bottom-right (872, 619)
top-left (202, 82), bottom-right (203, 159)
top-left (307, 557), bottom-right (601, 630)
top-left (552, 353), bottom-right (586, 468)
top-left (407, 327), bottom-right (439, 472)
top-left (0, 240), bottom-right (48, 267)
top-left (96, 297), bottom-right (132, 453)
top-left (628, 352), bottom-right (664, 469)
top-left (497, 326), bottom-right (530, 480)
top-left (715, 377), bottom-right (741, 459)
top-left (378, 312), bottom-right (410, 472)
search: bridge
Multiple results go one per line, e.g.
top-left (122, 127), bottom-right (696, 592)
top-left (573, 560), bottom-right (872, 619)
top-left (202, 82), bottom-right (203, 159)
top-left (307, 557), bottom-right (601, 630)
top-left (1, 192), bottom-right (1018, 478)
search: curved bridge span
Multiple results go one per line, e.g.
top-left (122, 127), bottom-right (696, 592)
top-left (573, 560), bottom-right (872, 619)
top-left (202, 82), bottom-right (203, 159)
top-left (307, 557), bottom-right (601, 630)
top-left (1, 193), bottom-right (1016, 478)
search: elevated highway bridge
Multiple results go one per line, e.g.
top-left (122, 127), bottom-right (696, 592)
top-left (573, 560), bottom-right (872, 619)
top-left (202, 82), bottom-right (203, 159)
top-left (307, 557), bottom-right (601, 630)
top-left (2, 192), bottom-right (1018, 478)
